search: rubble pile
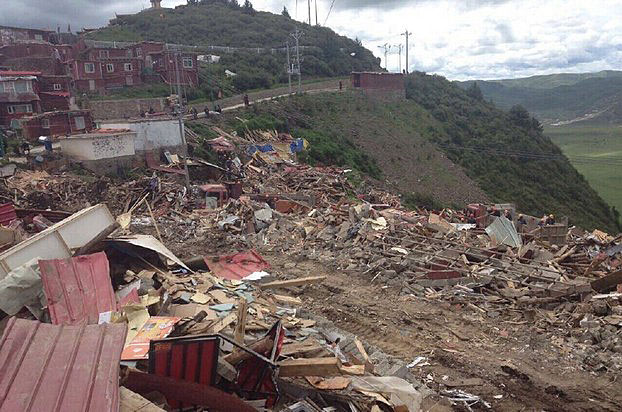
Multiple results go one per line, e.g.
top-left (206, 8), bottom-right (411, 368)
top-left (2, 128), bottom-right (622, 410)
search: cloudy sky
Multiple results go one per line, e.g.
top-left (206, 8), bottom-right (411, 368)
top-left (3, 0), bottom-right (622, 80)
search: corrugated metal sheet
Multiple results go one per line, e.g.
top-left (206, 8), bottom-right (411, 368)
top-left (485, 216), bottom-right (522, 249)
top-left (0, 203), bottom-right (17, 227)
top-left (204, 250), bottom-right (270, 280)
top-left (39, 251), bottom-right (116, 325)
top-left (0, 317), bottom-right (127, 412)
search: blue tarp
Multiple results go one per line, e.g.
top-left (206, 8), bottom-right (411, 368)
top-left (246, 139), bottom-right (305, 155)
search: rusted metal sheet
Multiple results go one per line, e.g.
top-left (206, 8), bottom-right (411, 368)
top-left (204, 250), bottom-right (270, 280)
top-left (0, 317), bottom-right (127, 412)
top-left (0, 204), bottom-right (17, 227)
top-left (39, 251), bottom-right (116, 325)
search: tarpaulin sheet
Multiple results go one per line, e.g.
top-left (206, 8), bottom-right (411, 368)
top-left (39, 251), bottom-right (116, 325)
top-left (0, 258), bottom-right (45, 319)
top-left (204, 250), bottom-right (270, 280)
top-left (246, 144), bottom-right (274, 155)
top-left (0, 318), bottom-right (127, 412)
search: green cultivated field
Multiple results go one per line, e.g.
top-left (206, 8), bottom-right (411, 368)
top-left (545, 124), bottom-right (622, 214)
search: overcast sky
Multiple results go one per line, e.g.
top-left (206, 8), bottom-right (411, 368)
top-left (3, 0), bottom-right (622, 80)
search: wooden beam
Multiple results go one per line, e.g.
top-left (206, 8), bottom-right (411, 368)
top-left (278, 357), bottom-right (342, 377)
top-left (259, 276), bottom-right (326, 290)
top-left (234, 299), bottom-right (248, 344)
top-left (207, 312), bottom-right (236, 334)
top-left (591, 269), bottom-right (622, 292)
top-left (272, 294), bottom-right (303, 305)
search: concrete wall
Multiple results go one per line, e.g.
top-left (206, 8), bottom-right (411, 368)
top-left (60, 132), bottom-right (135, 161)
top-left (102, 118), bottom-right (184, 153)
top-left (88, 97), bottom-right (167, 120)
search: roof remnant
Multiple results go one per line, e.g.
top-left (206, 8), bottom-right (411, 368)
top-left (39, 251), bottom-right (116, 325)
top-left (0, 318), bottom-right (127, 412)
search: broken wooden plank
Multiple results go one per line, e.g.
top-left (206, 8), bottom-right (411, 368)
top-left (281, 341), bottom-right (324, 357)
top-left (278, 357), bottom-right (342, 377)
top-left (207, 312), bottom-right (237, 334)
top-left (272, 294), bottom-right (303, 305)
top-left (339, 364), bottom-right (365, 376)
top-left (234, 299), bottom-right (248, 344)
top-left (259, 276), bottom-right (327, 290)
top-left (591, 269), bottom-right (622, 292)
top-left (217, 358), bottom-right (238, 382)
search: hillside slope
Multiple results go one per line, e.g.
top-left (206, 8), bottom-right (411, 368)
top-left (212, 77), bottom-right (618, 231)
top-left (458, 71), bottom-right (622, 124)
top-left (224, 91), bottom-right (490, 208)
top-left (86, 1), bottom-right (380, 91)
top-left (412, 72), bottom-right (619, 232)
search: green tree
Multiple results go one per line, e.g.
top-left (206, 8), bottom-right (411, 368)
top-left (282, 6), bottom-right (290, 18)
top-left (242, 0), bottom-right (255, 14)
top-left (466, 81), bottom-right (484, 101)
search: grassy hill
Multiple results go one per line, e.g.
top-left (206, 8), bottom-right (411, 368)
top-left (198, 75), bottom-right (619, 232)
top-left (458, 71), bottom-right (622, 125)
top-left (86, 0), bottom-right (380, 97)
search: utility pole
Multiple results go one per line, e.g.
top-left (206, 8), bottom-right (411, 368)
top-left (308, 0), bottom-right (311, 25)
top-left (394, 44), bottom-right (403, 73)
top-left (286, 41), bottom-right (292, 94)
top-left (401, 30), bottom-right (412, 74)
top-left (378, 44), bottom-right (391, 71)
top-left (315, 0), bottom-right (318, 25)
top-left (291, 29), bottom-right (303, 93)
top-left (174, 53), bottom-right (191, 191)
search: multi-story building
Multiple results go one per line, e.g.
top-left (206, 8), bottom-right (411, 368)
top-left (0, 71), bottom-right (41, 127)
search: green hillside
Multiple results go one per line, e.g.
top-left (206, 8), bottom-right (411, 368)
top-left (204, 75), bottom-right (619, 232)
top-left (86, 0), bottom-right (380, 95)
top-left (406, 73), bottom-right (619, 232)
top-left (458, 72), bottom-right (622, 124)
top-left (489, 70), bottom-right (622, 89)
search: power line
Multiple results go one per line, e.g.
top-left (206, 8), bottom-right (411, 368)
top-left (324, 0), bottom-right (336, 26)
top-left (378, 43), bottom-right (391, 70)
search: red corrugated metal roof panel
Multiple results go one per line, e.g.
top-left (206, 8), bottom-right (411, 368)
top-left (204, 250), bottom-right (270, 280)
top-left (0, 204), bottom-right (17, 227)
top-left (39, 251), bottom-right (116, 325)
top-left (0, 317), bottom-right (126, 412)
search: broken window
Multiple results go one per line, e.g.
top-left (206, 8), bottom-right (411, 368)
top-left (74, 116), bottom-right (85, 130)
top-left (106, 63), bottom-right (115, 73)
top-left (182, 57), bottom-right (193, 68)
top-left (124, 63), bottom-right (133, 72)
top-left (84, 63), bottom-right (95, 73)
top-left (136, 48), bottom-right (143, 57)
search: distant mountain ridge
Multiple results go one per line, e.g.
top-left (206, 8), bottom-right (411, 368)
top-left (457, 70), bottom-right (622, 125)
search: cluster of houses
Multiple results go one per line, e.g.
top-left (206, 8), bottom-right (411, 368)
top-left (0, 24), bottom-right (199, 141)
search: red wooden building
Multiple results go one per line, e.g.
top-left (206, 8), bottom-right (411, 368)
top-left (0, 71), bottom-right (42, 127)
top-left (20, 110), bottom-right (93, 140)
top-left (0, 26), bottom-right (54, 46)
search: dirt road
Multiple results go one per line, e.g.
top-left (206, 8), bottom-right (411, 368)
top-left (265, 253), bottom-right (622, 411)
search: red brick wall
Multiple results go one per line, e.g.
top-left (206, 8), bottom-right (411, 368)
top-left (351, 73), bottom-right (404, 91)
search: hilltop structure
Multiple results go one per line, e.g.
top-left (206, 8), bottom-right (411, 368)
top-left (151, 0), bottom-right (162, 9)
